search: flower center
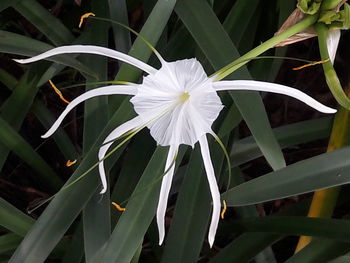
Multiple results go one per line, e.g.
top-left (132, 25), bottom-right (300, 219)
top-left (179, 92), bottom-right (190, 103)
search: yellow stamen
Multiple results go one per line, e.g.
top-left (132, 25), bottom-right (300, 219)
top-left (79, 12), bottom-right (95, 28)
top-left (49, 80), bottom-right (70, 104)
top-left (66, 159), bottom-right (77, 167)
top-left (292, 59), bottom-right (329, 71)
top-left (180, 92), bottom-right (190, 102)
top-left (112, 202), bottom-right (126, 211)
top-left (221, 200), bottom-right (227, 219)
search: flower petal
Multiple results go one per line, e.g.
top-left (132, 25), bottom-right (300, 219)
top-left (157, 144), bottom-right (178, 245)
top-left (14, 45), bottom-right (157, 75)
top-left (326, 29), bottom-right (341, 64)
top-left (213, 80), bottom-right (336, 114)
top-left (42, 85), bottom-right (137, 138)
top-left (98, 116), bottom-right (144, 194)
top-left (199, 135), bottom-right (221, 248)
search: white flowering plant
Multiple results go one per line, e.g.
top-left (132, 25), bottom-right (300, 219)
top-left (1, 0), bottom-right (350, 263)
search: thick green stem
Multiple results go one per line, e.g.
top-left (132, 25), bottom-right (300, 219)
top-left (315, 23), bottom-right (350, 109)
top-left (214, 14), bottom-right (318, 80)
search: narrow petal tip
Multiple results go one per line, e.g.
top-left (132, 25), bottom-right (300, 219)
top-left (327, 108), bottom-right (337, 114)
top-left (99, 187), bottom-right (107, 194)
top-left (41, 133), bottom-right (49, 139)
top-left (208, 236), bottom-right (214, 248)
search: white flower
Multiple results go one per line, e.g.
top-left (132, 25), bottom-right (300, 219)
top-left (14, 45), bottom-right (336, 247)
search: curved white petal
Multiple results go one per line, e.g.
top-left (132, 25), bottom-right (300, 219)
top-left (157, 144), bottom-right (178, 245)
top-left (98, 116), bottom-right (144, 194)
top-left (214, 80), bottom-right (336, 114)
top-left (326, 29), bottom-right (341, 64)
top-left (42, 85), bottom-right (137, 138)
top-left (199, 135), bottom-right (221, 248)
top-left (14, 45), bottom-right (157, 75)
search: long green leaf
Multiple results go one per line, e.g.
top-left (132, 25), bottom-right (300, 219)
top-left (81, 1), bottom-right (110, 261)
top-left (225, 145), bottom-right (350, 206)
top-left (31, 101), bottom-right (78, 161)
top-left (110, 131), bottom-right (155, 225)
top-left (285, 239), bottom-right (350, 263)
top-left (0, 67), bottom-right (42, 169)
top-left (0, 233), bottom-right (22, 254)
top-left (231, 117), bottom-right (332, 167)
top-left (0, 0), bottom-right (21, 12)
top-left (224, 216), bottom-right (350, 242)
top-left (209, 233), bottom-right (280, 263)
top-left (0, 198), bottom-right (34, 237)
top-left (0, 117), bottom-right (62, 191)
top-left (14, 0), bottom-right (74, 45)
top-left (97, 147), bottom-right (168, 263)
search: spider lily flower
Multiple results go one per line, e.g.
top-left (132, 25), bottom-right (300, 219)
top-left (14, 45), bottom-right (336, 247)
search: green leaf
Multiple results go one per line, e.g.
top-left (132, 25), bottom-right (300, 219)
top-left (97, 147), bottom-right (168, 263)
top-left (0, 198), bottom-right (34, 237)
top-left (231, 117), bottom-right (332, 167)
top-left (225, 216), bottom-right (350, 242)
top-left (14, 0), bottom-right (74, 45)
top-left (110, 132), bottom-right (155, 225)
top-left (175, 0), bottom-right (286, 171)
top-left (0, 68), bottom-right (42, 169)
top-left (225, 146), bottom-right (350, 206)
top-left (0, 233), bottom-right (22, 254)
top-left (62, 223), bottom-right (84, 263)
top-left (209, 233), bottom-right (280, 263)
top-left (0, 0), bottom-right (21, 12)
top-left (81, 1), bottom-right (110, 261)
top-left (0, 117), bottom-right (62, 191)
top-left (108, 0), bottom-right (131, 54)
top-left (223, 0), bottom-right (260, 47)
top-left (285, 239), bottom-right (350, 263)
top-left (329, 254), bottom-right (350, 263)
top-left (31, 101), bottom-right (78, 161)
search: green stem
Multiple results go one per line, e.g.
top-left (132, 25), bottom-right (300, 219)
top-left (315, 22), bottom-right (350, 109)
top-left (214, 14), bottom-right (318, 80)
